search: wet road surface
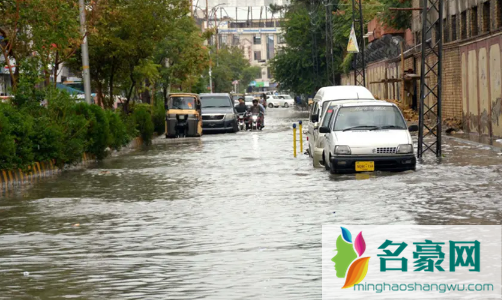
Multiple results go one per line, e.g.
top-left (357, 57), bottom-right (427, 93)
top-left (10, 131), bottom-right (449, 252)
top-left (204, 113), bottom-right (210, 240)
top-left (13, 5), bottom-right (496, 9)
top-left (0, 108), bottom-right (501, 299)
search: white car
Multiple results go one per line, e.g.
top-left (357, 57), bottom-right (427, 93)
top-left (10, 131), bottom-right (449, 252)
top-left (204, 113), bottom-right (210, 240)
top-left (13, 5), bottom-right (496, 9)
top-left (266, 95), bottom-right (294, 108)
top-left (319, 101), bottom-right (418, 174)
top-left (308, 86), bottom-right (376, 168)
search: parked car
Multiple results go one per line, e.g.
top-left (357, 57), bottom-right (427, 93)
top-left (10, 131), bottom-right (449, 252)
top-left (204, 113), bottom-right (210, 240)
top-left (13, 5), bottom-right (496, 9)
top-left (308, 86), bottom-right (376, 168)
top-left (313, 99), bottom-right (377, 167)
top-left (320, 101), bottom-right (418, 174)
top-left (266, 95), bottom-right (294, 108)
top-left (199, 93), bottom-right (238, 133)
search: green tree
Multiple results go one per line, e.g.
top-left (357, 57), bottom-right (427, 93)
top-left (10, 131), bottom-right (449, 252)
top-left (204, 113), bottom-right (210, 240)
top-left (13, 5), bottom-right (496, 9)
top-left (211, 46), bottom-right (258, 93)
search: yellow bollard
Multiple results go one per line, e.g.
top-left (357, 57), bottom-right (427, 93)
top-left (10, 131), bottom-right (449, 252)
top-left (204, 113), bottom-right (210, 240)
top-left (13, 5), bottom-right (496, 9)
top-left (293, 123), bottom-right (297, 158)
top-left (299, 120), bottom-right (303, 153)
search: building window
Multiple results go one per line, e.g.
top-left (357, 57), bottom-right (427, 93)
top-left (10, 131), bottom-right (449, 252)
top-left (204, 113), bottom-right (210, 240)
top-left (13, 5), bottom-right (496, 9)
top-left (461, 11), bottom-right (467, 39)
top-left (232, 35), bottom-right (239, 46)
top-left (443, 19), bottom-right (449, 43)
top-left (278, 34), bottom-right (286, 44)
top-left (483, 1), bottom-right (490, 33)
top-left (452, 15), bottom-right (457, 41)
top-left (253, 35), bottom-right (261, 45)
top-left (471, 7), bottom-right (478, 37)
top-left (254, 51), bottom-right (262, 61)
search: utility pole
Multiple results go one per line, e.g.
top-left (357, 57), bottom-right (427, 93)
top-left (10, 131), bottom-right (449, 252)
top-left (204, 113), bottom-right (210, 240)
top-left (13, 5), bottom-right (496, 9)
top-left (206, 0), bottom-right (212, 93)
top-left (351, 0), bottom-right (366, 87)
top-left (78, 0), bottom-right (92, 104)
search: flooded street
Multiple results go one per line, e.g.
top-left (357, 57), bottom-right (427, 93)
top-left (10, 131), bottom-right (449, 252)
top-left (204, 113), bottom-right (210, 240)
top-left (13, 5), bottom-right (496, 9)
top-left (0, 109), bottom-right (501, 299)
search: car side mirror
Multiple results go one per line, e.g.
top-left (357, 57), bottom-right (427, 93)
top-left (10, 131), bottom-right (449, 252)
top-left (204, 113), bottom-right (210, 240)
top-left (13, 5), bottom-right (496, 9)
top-left (408, 125), bottom-right (419, 132)
top-left (311, 114), bottom-right (319, 123)
top-left (319, 126), bottom-right (330, 134)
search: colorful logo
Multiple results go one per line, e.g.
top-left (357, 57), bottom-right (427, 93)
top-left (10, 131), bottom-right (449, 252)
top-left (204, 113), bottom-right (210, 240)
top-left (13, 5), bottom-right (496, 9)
top-left (332, 227), bottom-right (370, 289)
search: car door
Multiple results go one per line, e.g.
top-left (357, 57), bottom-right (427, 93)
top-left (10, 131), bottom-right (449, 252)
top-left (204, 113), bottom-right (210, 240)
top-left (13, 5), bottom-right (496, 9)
top-left (307, 102), bottom-right (319, 152)
top-left (318, 105), bottom-right (338, 151)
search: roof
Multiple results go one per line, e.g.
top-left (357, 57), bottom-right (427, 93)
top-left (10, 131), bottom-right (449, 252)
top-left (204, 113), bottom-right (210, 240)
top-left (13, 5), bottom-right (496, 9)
top-left (314, 86), bottom-right (375, 102)
top-left (169, 93), bottom-right (198, 97)
top-left (327, 99), bottom-right (381, 107)
top-left (340, 101), bottom-right (395, 107)
top-left (199, 93), bottom-right (230, 96)
top-left (56, 83), bottom-right (84, 95)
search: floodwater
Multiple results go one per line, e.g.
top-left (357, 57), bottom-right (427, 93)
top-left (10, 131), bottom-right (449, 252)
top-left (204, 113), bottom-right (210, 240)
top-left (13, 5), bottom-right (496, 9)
top-left (0, 109), bottom-right (501, 299)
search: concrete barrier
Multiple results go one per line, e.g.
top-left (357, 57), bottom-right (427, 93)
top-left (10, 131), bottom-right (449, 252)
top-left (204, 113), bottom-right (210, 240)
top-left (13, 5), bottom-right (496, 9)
top-left (0, 136), bottom-right (143, 193)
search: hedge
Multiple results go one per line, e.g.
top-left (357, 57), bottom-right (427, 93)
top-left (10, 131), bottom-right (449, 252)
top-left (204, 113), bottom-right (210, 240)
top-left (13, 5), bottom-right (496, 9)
top-left (0, 90), bottom-right (160, 171)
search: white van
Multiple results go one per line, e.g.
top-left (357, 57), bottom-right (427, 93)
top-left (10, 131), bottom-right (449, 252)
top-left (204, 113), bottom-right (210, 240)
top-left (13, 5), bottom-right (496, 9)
top-left (307, 86), bottom-right (376, 167)
top-left (319, 101), bottom-right (418, 174)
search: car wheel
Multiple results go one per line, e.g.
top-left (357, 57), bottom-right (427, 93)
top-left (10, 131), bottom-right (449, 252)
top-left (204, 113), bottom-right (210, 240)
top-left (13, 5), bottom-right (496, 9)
top-left (284, 103), bottom-right (289, 108)
top-left (323, 152), bottom-right (330, 171)
top-left (268, 103), bottom-right (274, 108)
top-left (329, 154), bottom-right (338, 174)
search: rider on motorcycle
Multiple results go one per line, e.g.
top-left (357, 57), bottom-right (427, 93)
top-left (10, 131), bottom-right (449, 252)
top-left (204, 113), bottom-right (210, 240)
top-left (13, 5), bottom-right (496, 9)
top-left (247, 99), bottom-right (265, 129)
top-left (235, 97), bottom-right (247, 113)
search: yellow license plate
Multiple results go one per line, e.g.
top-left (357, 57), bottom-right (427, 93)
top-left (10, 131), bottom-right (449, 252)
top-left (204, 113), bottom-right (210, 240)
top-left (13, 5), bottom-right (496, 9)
top-left (355, 161), bottom-right (375, 172)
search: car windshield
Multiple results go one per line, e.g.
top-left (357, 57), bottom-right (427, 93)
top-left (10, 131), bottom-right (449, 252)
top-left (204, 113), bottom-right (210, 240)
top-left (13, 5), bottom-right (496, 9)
top-left (169, 97), bottom-right (195, 109)
top-left (200, 96), bottom-right (231, 108)
top-left (333, 106), bottom-right (407, 131)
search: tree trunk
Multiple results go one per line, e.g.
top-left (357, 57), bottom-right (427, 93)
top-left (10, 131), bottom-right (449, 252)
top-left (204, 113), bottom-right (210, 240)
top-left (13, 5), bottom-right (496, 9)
top-left (109, 57), bottom-right (115, 108)
top-left (53, 51), bottom-right (60, 88)
top-left (141, 78), bottom-right (151, 104)
top-left (96, 80), bottom-right (103, 108)
top-left (1, 48), bottom-right (17, 91)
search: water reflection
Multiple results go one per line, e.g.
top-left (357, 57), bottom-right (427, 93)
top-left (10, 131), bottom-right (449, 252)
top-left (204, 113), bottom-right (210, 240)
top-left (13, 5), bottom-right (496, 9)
top-left (0, 109), bottom-right (500, 299)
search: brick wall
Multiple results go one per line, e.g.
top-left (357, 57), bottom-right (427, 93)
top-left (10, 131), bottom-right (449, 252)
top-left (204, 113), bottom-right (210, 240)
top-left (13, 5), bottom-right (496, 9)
top-left (442, 46), bottom-right (463, 120)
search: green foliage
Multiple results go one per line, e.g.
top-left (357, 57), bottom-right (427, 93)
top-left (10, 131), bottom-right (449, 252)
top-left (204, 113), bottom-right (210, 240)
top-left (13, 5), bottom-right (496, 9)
top-left (378, 0), bottom-right (412, 30)
top-left (271, 0), bottom-right (385, 95)
top-left (0, 104), bottom-right (17, 170)
top-left (212, 46), bottom-right (256, 93)
top-left (131, 104), bottom-right (154, 146)
top-left (0, 104), bottom-right (35, 169)
top-left (74, 103), bottom-right (112, 160)
top-left (106, 110), bottom-right (131, 151)
top-left (152, 100), bottom-right (166, 135)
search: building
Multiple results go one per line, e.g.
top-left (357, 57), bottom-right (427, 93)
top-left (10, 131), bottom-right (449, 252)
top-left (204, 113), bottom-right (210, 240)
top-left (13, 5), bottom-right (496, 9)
top-left (342, 0), bottom-right (502, 139)
top-left (216, 18), bottom-right (286, 91)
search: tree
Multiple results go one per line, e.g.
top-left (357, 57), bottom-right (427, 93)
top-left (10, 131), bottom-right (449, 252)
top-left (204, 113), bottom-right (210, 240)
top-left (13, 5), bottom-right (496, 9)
top-left (0, 0), bottom-right (98, 91)
top-left (270, 0), bottom-right (384, 95)
top-left (377, 0), bottom-right (412, 30)
top-left (210, 46), bottom-right (259, 93)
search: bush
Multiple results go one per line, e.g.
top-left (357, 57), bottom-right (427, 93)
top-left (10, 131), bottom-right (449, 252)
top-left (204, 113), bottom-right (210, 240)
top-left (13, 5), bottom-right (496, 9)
top-left (0, 104), bottom-right (35, 169)
top-left (106, 110), bottom-right (131, 151)
top-left (132, 104), bottom-right (154, 145)
top-left (45, 91), bottom-right (88, 166)
top-left (0, 104), bottom-right (16, 170)
top-left (75, 102), bottom-right (112, 160)
top-left (152, 99), bottom-right (165, 135)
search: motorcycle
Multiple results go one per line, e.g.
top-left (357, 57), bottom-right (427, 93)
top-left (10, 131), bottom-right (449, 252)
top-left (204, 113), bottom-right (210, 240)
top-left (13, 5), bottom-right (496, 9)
top-left (249, 113), bottom-right (263, 131)
top-left (175, 114), bottom-right (188, 137)
top-left (237, 113), bottom-right (246, 131)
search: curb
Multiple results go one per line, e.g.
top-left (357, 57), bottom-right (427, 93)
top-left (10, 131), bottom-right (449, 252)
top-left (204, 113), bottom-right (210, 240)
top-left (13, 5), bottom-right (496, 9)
top-left (0, 137), bottom-right (143, 193)
top-left (443, 134), bottom-right (502, 152)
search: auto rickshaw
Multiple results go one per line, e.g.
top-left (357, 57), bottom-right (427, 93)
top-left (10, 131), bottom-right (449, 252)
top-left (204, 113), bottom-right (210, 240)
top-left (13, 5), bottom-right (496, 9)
top-left (165, 93), bottom-right (202, 138)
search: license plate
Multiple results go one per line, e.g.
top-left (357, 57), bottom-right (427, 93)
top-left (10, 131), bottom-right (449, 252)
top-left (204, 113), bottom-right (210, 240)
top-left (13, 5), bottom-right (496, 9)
top-left (355, 161), bottom-right (375, 172)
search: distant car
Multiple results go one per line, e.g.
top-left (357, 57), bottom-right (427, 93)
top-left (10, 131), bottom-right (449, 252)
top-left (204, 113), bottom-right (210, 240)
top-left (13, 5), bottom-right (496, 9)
top-left (320, 101), bottom-right (418, 174)
top-left (199, 93), bottom-right (238, 133)
top-left (266, 95), bottom-right (294, 108)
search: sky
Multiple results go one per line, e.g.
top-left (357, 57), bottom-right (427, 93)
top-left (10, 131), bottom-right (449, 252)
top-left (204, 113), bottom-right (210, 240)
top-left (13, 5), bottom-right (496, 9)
top-left (193, 0), bottom-right (290, 20)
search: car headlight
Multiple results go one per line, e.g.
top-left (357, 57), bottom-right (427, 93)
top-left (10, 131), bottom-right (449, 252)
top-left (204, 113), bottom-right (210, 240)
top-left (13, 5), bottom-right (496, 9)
top-left (397, 144), bottom-right (413, 154)
top-left (225, 114), bottom-right (235, 120)
top-left (334, 145), bottom-right (351, 155)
